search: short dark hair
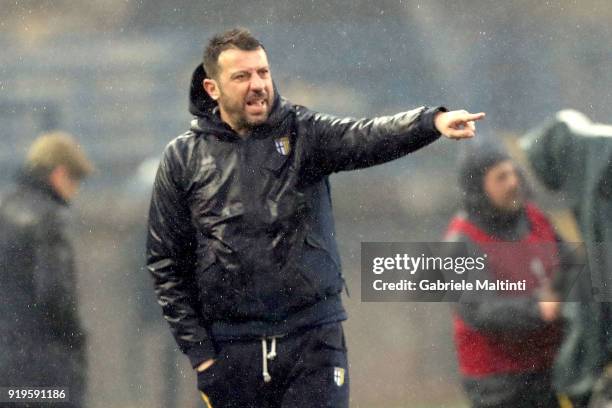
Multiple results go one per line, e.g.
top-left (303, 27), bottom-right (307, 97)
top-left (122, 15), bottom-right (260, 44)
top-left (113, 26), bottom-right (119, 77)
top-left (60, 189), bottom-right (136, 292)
top-left (203, 28), bottom-right (263, 79)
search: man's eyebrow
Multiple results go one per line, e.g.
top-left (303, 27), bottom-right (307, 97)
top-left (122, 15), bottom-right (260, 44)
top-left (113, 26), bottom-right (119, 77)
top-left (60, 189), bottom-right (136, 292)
top-left (230, 70), bottom-right (249, 78)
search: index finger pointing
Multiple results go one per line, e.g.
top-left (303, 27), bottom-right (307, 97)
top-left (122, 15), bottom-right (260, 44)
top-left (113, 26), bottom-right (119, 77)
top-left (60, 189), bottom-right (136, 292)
top-left (465, 112), bottom-right (486, 122)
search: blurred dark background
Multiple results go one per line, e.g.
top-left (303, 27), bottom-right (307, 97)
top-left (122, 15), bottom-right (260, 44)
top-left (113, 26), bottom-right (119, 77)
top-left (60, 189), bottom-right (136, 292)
top-left (1, 1), bottom-right (610, 406)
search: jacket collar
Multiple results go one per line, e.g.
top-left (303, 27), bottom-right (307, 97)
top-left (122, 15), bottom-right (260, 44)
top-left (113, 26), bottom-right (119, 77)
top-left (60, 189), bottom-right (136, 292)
top-left (16, 168), bottom-right (69, 207)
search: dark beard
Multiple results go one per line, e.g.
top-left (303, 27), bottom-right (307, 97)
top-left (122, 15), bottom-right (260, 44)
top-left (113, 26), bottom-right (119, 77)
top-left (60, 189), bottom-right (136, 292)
top-left (466, 193), bottom-right (524, 235)
top-left (235, 115), bottom-right (253, 131)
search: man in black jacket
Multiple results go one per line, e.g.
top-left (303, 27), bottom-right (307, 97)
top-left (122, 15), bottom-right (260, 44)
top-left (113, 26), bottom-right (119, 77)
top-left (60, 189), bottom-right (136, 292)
top-left (146, 28), bottom-right (485, 408)
top-left (0, 132), bottom-right (93, 407)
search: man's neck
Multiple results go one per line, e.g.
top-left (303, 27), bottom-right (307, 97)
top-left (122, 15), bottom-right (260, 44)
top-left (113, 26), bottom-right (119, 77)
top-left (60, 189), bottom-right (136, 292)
top-left (219, 110), bottom-right (249, 138)
top-left (235, 128), bottom-right (249, 139)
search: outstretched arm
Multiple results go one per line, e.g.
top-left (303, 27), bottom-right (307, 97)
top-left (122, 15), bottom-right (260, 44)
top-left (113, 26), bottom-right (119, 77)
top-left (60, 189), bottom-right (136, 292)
top-left (298, 106), bottom-right (485, 177)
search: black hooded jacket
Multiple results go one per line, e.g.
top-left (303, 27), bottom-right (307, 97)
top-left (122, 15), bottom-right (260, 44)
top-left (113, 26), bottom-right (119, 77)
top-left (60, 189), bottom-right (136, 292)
top-left (146, 63), bottom-right (445, 368)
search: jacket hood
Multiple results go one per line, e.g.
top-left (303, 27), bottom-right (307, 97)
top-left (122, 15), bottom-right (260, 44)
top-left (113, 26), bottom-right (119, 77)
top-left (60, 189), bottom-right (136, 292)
top-left (459, 144), bottom-right (527, 232)
top-left (459, 144), bottom-right (511, 203)
top-left (189, 63), bottom-right (216, 118)
top-left (188, 63), bottom-right (288, 137)
top-left (520, 118), bottom-right (571, 191)
top-left (521, 109), bottom-right (612, 198)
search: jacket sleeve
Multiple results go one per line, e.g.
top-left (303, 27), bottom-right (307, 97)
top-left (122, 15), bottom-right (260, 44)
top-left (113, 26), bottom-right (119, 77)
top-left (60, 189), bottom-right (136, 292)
top-left (446, 232), bottom-right (548, 334)
top-left (297, 105), bottom-right (445, 176)
top-left (146, 139), bottom-right (216, 368)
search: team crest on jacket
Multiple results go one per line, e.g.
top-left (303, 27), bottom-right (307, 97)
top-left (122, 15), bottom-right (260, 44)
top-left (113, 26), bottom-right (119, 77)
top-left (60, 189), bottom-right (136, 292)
top-left (333, 367), bottom-right (345, 387)
top-left (274, 136), bottom-right (291, 156)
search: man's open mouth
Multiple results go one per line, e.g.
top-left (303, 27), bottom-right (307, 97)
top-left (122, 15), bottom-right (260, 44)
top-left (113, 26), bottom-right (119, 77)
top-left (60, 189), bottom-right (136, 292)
top-left (245, 98), bottom-right (267, 115)
top-left (246, 99), bottom-right (266, 107)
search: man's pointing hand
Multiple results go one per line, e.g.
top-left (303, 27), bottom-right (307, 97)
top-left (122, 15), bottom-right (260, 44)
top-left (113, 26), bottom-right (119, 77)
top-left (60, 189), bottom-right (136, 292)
top-left (434, 110), bottom-right (486, 139)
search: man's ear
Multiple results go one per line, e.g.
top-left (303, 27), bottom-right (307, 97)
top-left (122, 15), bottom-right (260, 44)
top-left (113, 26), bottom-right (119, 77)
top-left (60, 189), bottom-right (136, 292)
top-left (49, 165), bottom-right (68, 185)
top-left (48, 165), bottom-right (72, 199)
top-left (203, 79), bottom-right (220, 101)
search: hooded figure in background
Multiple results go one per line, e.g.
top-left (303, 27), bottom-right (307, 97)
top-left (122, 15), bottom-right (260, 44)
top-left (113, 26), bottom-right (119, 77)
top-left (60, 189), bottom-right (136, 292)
top-left (521, 110), bottom-right (612, 407)
top-left (0, 132), bottom-right (94, 407)
top-left (445, 145), bottom-right (569, 407)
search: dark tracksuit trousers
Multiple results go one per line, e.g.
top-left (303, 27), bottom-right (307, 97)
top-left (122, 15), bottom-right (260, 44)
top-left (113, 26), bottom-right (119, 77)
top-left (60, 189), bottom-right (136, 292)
top-left (197, 323), bottom-right (349, 408)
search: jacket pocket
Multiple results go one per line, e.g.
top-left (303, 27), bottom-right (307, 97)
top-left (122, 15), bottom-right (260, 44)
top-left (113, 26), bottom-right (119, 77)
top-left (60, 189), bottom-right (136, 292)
top-left (293, 232), bottom-right (344, 300)
top-left (195, 245), bottom-right (217, 287)
top-left (194, 249), bottom-right (227, 316)
top-left (262, 150), bottom-right (289, 174)
top-left (195, 247), bottom-right (265, 320)
top-left (315, 324), bottom-right (347, 352)
top-left (262, 156), bottom-right (306, 225)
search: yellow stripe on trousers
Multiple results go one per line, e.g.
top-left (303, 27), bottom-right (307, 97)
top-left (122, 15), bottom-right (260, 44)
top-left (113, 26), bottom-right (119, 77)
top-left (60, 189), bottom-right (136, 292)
top-left (200, 392), bottom-right (213, 408)
top-left (558, 394), bottom-right (574, 408)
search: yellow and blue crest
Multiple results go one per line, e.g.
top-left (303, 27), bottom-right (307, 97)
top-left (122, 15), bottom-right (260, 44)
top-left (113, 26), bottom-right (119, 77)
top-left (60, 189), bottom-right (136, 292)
top-left (274, 136), bottom-right (291, 156)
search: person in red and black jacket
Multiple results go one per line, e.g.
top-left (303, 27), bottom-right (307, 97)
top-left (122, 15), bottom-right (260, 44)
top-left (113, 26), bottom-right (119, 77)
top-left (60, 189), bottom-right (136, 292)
top-left (445, 146), bottom-right (568, 408)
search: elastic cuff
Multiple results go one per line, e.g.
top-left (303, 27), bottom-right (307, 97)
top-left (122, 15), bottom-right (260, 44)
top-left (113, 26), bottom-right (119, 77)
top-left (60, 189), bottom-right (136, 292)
top-left (186, 341), bottom-right (218, 369)
top-left (421, 106), bottom-right (448, 137)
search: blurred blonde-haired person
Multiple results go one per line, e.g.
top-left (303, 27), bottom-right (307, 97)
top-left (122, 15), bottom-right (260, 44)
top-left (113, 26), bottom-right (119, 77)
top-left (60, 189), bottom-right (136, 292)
top-left (0, 131), bottom-right (93, 407)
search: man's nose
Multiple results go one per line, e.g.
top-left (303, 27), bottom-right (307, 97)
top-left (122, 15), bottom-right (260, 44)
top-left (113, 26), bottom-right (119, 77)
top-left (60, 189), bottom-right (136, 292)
top-left (508, 173), bottom-right (520, 190)
top-left (249, 74), bottom-right (265, 91)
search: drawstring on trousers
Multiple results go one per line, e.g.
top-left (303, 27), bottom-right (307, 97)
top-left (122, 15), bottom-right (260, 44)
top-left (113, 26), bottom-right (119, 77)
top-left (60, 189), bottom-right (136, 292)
top-left (261, 336), bottom-right (280, 383)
